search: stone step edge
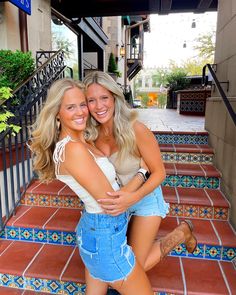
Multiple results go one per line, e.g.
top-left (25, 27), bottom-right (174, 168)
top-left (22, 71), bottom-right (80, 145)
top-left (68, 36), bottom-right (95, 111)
top-left (160, 144), bottom-right (214, 154)
top-left (1, 226), bottom-right (235, 262)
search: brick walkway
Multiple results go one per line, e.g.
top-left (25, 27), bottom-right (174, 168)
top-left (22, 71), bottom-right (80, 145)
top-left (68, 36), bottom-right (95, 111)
top-left (136, 108), bottom-right (206, 132)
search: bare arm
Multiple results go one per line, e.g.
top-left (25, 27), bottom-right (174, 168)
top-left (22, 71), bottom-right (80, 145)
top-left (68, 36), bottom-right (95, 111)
top-left (61, 141), bottom-right (115, 201)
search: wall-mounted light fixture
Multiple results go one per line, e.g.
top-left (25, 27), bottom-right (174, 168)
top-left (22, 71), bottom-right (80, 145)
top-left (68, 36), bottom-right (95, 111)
top-left (183, 40), bottom-right (187, 48)
top-left (120, 45), bottom-right (125, 58)
top-left (52, 14), bottom-right (63, 26)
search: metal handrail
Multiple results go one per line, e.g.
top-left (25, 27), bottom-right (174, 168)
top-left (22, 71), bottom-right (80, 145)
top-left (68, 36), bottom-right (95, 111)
top-left (202, 64), bottom-right (236, 125)
top-left (0, 50), bottom-right (70, 231)
top-left (83, 58), bottom-right (97, 70)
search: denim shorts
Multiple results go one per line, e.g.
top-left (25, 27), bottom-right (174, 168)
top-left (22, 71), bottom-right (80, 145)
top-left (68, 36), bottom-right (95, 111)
top-left (128, 186), bottom-right (169, 217)
top-left (76, 211), bottom-right (135, 282)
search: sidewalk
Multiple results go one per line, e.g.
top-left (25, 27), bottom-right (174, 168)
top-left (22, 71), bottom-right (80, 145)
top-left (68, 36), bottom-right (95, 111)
top-left (136, 108), bottom-right (206, 132)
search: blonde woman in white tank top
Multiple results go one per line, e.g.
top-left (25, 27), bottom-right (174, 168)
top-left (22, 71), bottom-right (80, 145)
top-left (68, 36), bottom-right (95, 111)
top-left (29, 78), bottom-right (154, 295)
top-left (84, 72), bottom-right (197, 278)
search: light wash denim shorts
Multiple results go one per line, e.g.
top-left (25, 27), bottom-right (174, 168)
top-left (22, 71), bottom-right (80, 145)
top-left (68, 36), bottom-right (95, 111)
top-left (76, 211), bottom-right (135, 282)
top-left (128, 186), bottom-right (169, 217)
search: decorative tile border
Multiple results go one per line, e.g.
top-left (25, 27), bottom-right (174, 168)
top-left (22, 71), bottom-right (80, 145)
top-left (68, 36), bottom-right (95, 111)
top-left (2, 226), bottom-right (76, 246)
top-left (154, 134), bottom-right (208, 145)
top-left (169, 243), bottom-right (236, 261)
top-left (163, 175), bottom-right (220, 189)
top-left (161, 152), bottom-right (213, 164)
top-left (21, 193), bottom-right (84, 209)
top-left (168, 204), bottom-right (228, 220)
top-left (1, 227), bottom-right (234, 262)
top-left (0, 274), bottom-right (86, 294)
top-left (0, 274), bottom-right (171, 295)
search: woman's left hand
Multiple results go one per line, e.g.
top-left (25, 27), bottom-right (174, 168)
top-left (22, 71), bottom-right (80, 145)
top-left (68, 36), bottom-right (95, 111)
top-left (97, 191), bottom-right (136, 216)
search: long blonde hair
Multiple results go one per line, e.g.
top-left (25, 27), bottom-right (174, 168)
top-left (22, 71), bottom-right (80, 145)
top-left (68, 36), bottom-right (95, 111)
top-left (83, 71), bottom-right (138, 161)
top-left (29, 78), bottom-right (85, 182)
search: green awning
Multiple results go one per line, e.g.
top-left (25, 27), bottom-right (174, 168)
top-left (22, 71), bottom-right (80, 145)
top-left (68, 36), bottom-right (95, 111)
top-left (122, 15), bottom-right (131, 25)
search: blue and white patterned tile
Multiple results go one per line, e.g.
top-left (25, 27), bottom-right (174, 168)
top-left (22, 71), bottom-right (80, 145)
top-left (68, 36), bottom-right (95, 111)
top-left (63, 232), bottom-right (76, 246)
top-left (20, 228), bottom-right (34, 242)
top-left (187, 243), bottom-right (204, 259)
top-left (6, 227), bottom-right (19, 240)
top-left (205, 245), bottom-right (221, 260)
top-left (34, 228), bottom-right (47, 243)
top-left (48, 230), bottom-right (62, 245)
top-left (222, 246), bottom-right (236, 261)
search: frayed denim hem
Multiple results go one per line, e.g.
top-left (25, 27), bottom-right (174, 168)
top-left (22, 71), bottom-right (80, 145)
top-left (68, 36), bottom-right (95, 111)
top-left (87, 257), bottom-right (136, 284)
top-left (129, 202), bottom-right (170, 218)
top-left (130, 212), bottom-right (168, 218)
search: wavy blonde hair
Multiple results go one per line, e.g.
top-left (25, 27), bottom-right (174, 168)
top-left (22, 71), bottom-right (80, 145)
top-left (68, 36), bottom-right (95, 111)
top-left (29, 78), bottom-right (85, 182)
top-left (83, 71), bottom-right (138, 161)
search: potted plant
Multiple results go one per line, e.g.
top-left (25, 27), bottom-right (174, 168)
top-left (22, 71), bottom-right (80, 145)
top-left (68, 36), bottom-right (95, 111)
top-left (108, 52), bottom-right (121, 80)
top-left (165, 69), bottom-right (190, 109)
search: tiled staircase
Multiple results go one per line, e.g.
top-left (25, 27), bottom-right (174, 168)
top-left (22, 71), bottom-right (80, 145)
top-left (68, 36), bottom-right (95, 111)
top-left (0, 131), bottom-right (236, 294)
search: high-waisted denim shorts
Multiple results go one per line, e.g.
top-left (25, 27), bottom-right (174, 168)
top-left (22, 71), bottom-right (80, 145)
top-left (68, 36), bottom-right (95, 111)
top-left (76, 211), bottom-right (135, 282)
top-left (128, 186), bottom-right (169, 217)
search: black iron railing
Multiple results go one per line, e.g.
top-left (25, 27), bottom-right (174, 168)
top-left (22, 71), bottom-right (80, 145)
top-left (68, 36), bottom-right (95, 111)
top-left (0, 49), bottom-right (70, 231)
top-left (202, 64), bottom-right (236, 125)
top-left (84, 58), bottom-right (97, 70)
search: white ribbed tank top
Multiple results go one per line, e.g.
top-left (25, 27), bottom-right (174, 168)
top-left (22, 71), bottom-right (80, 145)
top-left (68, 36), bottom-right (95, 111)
top-left (53, 136), bottom-right (120, 213)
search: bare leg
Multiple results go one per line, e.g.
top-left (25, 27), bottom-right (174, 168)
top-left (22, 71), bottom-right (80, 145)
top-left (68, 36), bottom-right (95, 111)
top-left (144, 240), bottom-right (162, 271)
top-left (127, 215), bottom-right (162, 269)
top-left (110, 261), bottom-right (153, 295)
top-left (85, 268), bottom-right (109, 295)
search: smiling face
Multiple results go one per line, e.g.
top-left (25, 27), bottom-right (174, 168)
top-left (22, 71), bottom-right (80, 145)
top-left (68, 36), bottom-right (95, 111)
top-left (57, 86), bottom-right (89, 138)
top-left (86, 83), bottom-right (115, 125)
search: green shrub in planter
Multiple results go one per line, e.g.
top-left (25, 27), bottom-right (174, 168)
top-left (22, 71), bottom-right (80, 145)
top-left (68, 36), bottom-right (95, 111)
top-left (0, 50), bottom-right (35, 89)
top-left (0, 87), bottom-right (21, 135)
top-left (108, 53), bottom-right (122, 78)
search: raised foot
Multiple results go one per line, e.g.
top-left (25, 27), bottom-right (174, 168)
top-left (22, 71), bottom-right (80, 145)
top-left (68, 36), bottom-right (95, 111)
top-left (181, 220), bottom-right (197, 253)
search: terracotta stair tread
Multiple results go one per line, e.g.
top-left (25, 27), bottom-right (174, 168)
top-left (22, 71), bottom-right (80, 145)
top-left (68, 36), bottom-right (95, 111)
top-left (4, 208), bottom-right (236, 250)
top-left (24, 181), bottom-right (228, 207)
top-left (0, 287), bottom-right (48, 294)
top-left (0, 240), bottom-right (235, 295)
top-left (6, 205), bottom-right (81, 231)
top-left (164, 162), bottom-right (221, 177)
top-left (158, 216), bottom-right (236, 248)
top-left (162, 186), bottom-right (230, 208)
top-left (147, 256), bottom-right (236, 294)
top-left (160, 143), bottom-right (214, 154)
top-left (0, 241), bottom-right (85, 282)
top-left (25, 179), bottom-right (74, 196)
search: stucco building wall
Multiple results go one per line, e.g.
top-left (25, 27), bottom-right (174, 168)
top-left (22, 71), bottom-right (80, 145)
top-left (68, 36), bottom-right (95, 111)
top-left (0, 0), bottom-right (51, 58)
top-left (205, 0), bottom-right (236, 228)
